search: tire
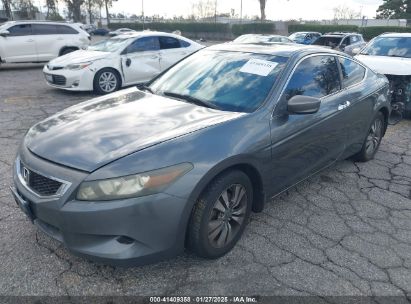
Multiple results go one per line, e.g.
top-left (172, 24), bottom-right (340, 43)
top-left (187, 170), bottom-right (253, 259)
top-left (59, 47), bottom-right (77, 56)
top-left (352, 112), bottom-right (385, 162)
top-left (93, 68), bottom-right (121, 95)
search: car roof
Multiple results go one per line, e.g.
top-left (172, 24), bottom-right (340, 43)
top-left (207, 43), bottom-right (344, 58)
top-left (116, 31), bottom-right (190, 40)
top-left (379, 32), bottom-right (411, 38)
top-left (2, 20), bottom-right (78, 26)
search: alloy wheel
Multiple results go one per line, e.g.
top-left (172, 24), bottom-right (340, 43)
top-left (208, 184), bottom-right (248, 248)
top-left (365, 117), bottom-right (383, 156)
top-left (99, 72), bottom-right (117, 93)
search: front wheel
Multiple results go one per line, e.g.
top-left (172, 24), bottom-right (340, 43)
top-left (353, 112), bottom-right (385, 162)
top-left (93, 68), bottom-right (121, 94)
top-left (187, 170), bottom-right (253, 259)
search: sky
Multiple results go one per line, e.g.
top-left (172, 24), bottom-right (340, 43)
top-left (108, 0), bottom-right (384, 20)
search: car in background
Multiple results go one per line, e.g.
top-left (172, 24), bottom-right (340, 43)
top-left (92, 28), bottom-right (110, 36)
top-left (43, 31), bottom-right (204, 94)
top-left (289, 31), bottom-right (321, 44)
top-left (13, 43), bottom-right (390, 266)
top-left (355, 33), bottom-right (411, 118)
top-left (83, 24), bottom-right (97, 34)
top-left (313, 32), bottom-right (366, 56)
top-left (233, 34), bottom-right (294, 44)
top-left (0, 21), bottom-right (90, 63)
top-left (109, 28), bottom-right (135, 37)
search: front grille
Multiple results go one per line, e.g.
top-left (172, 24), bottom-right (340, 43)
top-left (52, 75), bottom-right (66, 86)
top-left (20, 163), bottom-right (63, 196)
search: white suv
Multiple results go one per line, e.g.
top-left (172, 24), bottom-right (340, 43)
top-left (0, 21), bottom-right (90, 63)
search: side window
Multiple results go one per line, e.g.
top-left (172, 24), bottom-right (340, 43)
top-left (338, 57), bottom-right (366, 87)
top-left (179, 39), bottom-right (191, 47)
top-left (342, 37), bottom-right (350, 46)
top-left (56, 25), bottom-right (78, 35)
top-left (159, 36), bottom-right (181, 49)
top-left (32, 24), bottom-right (56, 35)
top-left (350, 35), bottom-right (359, 44)
top-left (126, 36), bottom-right (160, 53)
top-left (8, 24), bottom-right (32, 36)
top-left (284, 56), bottom-right (341, 101)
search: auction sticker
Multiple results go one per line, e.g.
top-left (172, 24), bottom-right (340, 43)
top-left (239, 58), bottom-right (278, 76)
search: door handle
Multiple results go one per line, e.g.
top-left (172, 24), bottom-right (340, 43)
top-left (338, 101), bottom-right (351, 111)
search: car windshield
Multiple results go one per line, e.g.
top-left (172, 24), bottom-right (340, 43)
top-left (88, 37), bottom-right (131, 52)
top-left (313, 36), bottom-right (342, 47)
top-left (149, 50), bottom-right (288, 113)
top-left (233, 35), bottom-right (267, 44)
top-left (360, 37), bottom-right (411, 58)
top-left (289, 33), bottom-right (306, 40)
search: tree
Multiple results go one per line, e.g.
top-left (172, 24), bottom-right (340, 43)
top-left (191, 0), bottom-right (215, 19)
top-left (376, 0), bottom-right (411, 19)
top-left (257, 0), bottom-right (266, 20)
top-left (63, 0), bottom-right (84, 22)
top-left (13, 0), bottom-right (39, 19)
top-left (104, 0), bottom-right (118, 26)
top-left (45, 0), bottom-right (59, 19)
top-left (1, 0), bottom-right (12, 19)
top-left (333, 4), bottom-right (361, 20)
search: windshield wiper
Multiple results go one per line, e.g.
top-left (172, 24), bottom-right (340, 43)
top-left (162, 91), bottom-right (221, 110)
top-left (137, 84), bottom-right (154, 94)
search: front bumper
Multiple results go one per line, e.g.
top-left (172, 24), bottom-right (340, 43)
top-left (12, 148), bottom-right (188, 266)
top-left (43, 65), bottom-right (95, 92)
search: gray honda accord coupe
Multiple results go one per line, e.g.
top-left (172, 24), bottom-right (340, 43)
top-left (11, 43), bottom-right (390, 266)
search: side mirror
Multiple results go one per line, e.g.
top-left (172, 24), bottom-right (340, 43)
top-left (288, 95), bottom-right (321, 114)
top-left (0, 30), bottom-right (10, 37)
top-left (351, 47), bottom-right (361, 55)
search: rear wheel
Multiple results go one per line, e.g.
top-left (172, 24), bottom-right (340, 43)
top-left (353, 112), bottom-right (385, 162)
top-left (187, 170), bottom-right (253, 259)
top-left (93, 68), bottom-right (121, 94)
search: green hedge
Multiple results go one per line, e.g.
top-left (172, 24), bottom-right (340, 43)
top-left (360, 26), bottom-right (411, 40)
top-left (110, 22), bottom-right (229, 33)
top-left (232, 23), bottom-right (275, 36)
top-left (288, 24), bottom-right (359, 34)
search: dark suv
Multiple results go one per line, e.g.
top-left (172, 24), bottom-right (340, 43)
top-left (313, 32), bottom-right (366, 56)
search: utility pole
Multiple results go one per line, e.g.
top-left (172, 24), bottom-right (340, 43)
top-left (142, 0), bottom-right (145, 30)
top-left (240, 0), bottom-right (242, 23)
top-left (214, 0), bottom-right (217, 24)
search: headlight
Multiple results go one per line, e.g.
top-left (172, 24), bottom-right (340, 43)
top-left (77, 163), bottom-right (193, 201)
top-left (65, 62), bottom-right (92, 70)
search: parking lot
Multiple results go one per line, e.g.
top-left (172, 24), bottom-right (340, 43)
top-left (0, 62), bottom-right (411, 298)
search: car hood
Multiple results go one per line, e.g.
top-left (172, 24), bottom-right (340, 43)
top-left (25, 88), bottom-right (245, 172)
top-left (48, 50), bottom-right (110, 67)
top-left (355, 54), bottom-right (411, 76)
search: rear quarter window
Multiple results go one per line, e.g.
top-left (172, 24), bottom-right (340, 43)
top-left (56, 25), bottom-right (78, 35)
top-left (338, 57), bottom-right (366, 87)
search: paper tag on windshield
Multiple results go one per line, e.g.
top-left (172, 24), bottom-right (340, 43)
top-left (239, 59), bottom-right (278, 76)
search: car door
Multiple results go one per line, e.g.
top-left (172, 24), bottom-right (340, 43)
top-left (336, 56), bottom-right (372, 154)
top-left (268, 55), bottom-right (349, 195)
top-left (1, 24), bottom-right (37, 62)
top-left (31, 24), bottom-right (57, 61)
top-left (345, 35), bottom-right (364, 55)
top-left (121, 36), bottom-right (161, 85)
top-left (159, 36), bottom-right (190, 70)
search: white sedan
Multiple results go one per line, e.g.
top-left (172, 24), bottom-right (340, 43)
top-left (43, 32), bottom-right (204, 94)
